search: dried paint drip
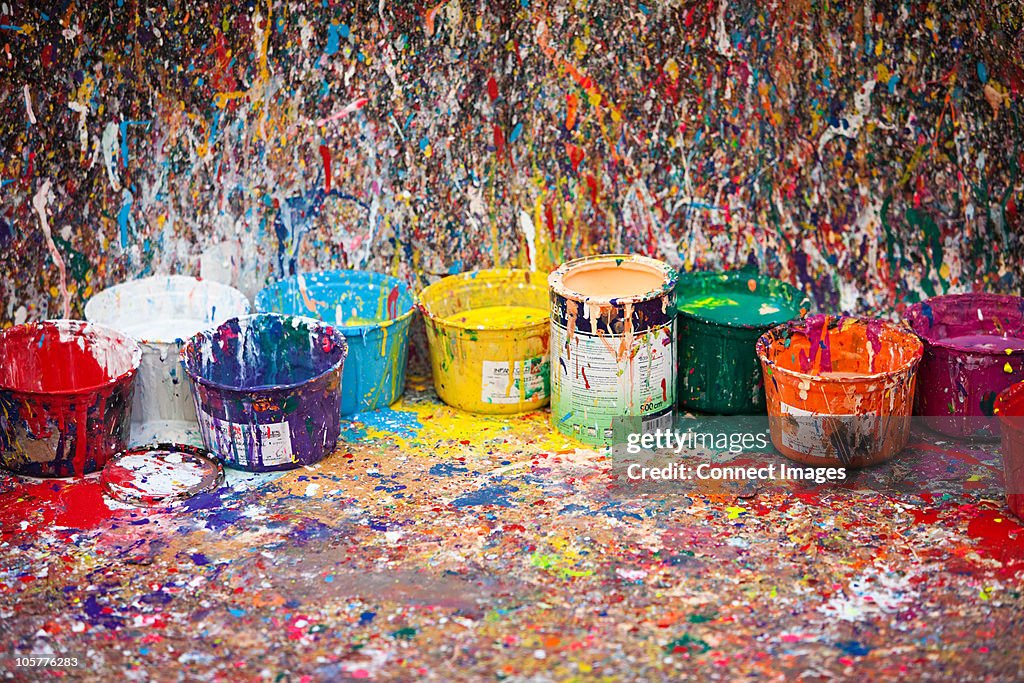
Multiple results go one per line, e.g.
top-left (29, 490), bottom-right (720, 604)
top-left (255, 270), bottom-right (415, 415)
top-left (906, 293), bottom-right (1024, 440)
top-left (0, 320), bottom-right (141, 477)
top-left (995, 382), bottom-right (1024, 520)
top-left (180, 314), bottom-right (347, 472)
top-left (101, 443), bottom-right (223, 506)
top-left (85, 276), bottom-right (251, 446)
top-left (549, 254), bottom-right (678, 447)
top-left (676, 270), bottom-right (810, 415)
top-left (419, 269), bottom-right (550, 414)
top-left (756, 315), bottom-right (923, 468)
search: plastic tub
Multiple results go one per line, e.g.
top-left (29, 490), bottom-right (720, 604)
top-left (180, 314), bottom-right (347, 472)
top-left (0, 320), bottom-right (141, 477)
top-left (419, 269), bottom-right (550, 414)
top-left (906, 293), bottom-right (1024, 439)
top-left (84, 275), bottom-right (251, 444)
top-left (255, 270), bottom-right (414, 415)
top-left (756, 315), bottom-right (923, 468)
top-left (676, 270), bottom-right (809, 414)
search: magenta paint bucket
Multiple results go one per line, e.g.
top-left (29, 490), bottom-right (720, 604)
top-left (0, 320), bottom-right (141, 477)
top-left (906, 293), bottom-right (1024, 439)
top-left (180, 314), bottom-right (347, 472)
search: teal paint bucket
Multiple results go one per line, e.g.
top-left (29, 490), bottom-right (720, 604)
top-left (255, 270), bottom-right (415, 415)
top-left (676, 270), bottom-right (810, 414)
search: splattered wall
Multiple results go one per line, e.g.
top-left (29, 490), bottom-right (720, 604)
top-left (0, 0), bottom-right (1022, 325)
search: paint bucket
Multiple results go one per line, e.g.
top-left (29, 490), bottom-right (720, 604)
top-left (995, 382), bottom-right (1024, 519)
top-left (549, 254), bottom-right (678, 446)
top-left (676, 270), bottom-right (809, 414)
top-left (906, 293), bottom-right (1024, 439)
top-left (254, 270), bottom-right (415, 415)
top-left (0, 320), bottom-right (141, 477)
top-left (101, 443), bottom-right (223, 506)
top-left (84, 275), bottom-right (252, 445)
top-left (418, 269), bottom-right (550, 414)
top-left (756, 315), bottom-right (923, 468)
top-left (180, 314), bottom-right (347, 472)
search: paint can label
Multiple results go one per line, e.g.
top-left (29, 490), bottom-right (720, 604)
top-left (551, 320), bottom-right (676, 444)
top-left (481, 357), bottom-right (549, 405)
top-left (198, 409), bottom-right (294, 468)
top-left (779, 402), bottom-right (879, 460)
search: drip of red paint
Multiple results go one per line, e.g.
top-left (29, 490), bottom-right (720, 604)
top-left (0, 479), bottom-right (115, 540)
top-left (319, 145), bottom-right (331, 192)
top-left (387, 286), bottom-right (400, 320)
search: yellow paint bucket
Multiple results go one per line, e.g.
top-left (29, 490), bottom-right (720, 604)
top-left (419, 269), bottom-right (550, 414)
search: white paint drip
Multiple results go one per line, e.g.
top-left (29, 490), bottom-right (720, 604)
top-left (818, 79), bottom-right (878, 154)
top-left (101, 121), bottom-right (121, 191)
top-left (518, 209), bottom-right (537, 270)
top-left (32, 180), bottom-right (71, 319)
top-left (23, 85), bottom-right (36, 124)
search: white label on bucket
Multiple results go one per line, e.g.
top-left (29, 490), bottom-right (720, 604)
top-left (481, 357), bottom-right (549, 404)
top-left (198, 411), bottom-right (294, 467)
top-left (779, 402), bottom-right (880, 459)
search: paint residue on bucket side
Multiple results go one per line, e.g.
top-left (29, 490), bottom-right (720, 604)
top-left (419, 269), bottom-right (550, 414)
top-left (181, 314), bottom-right (347, 472)
top-left (0, 320), bottom-right (141, 477)
top-left (255, 270), bottom-right (414, 415)
top-left (676, 270), bottom-right (810, 415)
top-left (756, 315), bottom-right (923, 468)
top-left (995, 382), bottom-right (1024, 520)
top-left (906, 293), bottom-right (1024, 439)
top-left (549, 254), bottom-right (678, 447)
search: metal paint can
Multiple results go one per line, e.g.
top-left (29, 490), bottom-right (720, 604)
top-left (418, 269), bottom-right (550, 414)
top-left (548, 254), bottom-right (678, 447)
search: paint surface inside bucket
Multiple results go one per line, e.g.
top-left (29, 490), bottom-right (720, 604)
top-left (549, 254), bottom-right (678, 446)
top-left (678, 291), bottom-right (801, 326)
top-left (443, 305), bottom-right (547, 328)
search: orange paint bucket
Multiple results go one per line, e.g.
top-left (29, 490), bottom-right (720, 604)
top-left (755, 315), bottom-right (923, 468)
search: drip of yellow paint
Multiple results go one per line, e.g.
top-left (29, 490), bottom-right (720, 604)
top-left (442, 305), bottom-right (547, 328)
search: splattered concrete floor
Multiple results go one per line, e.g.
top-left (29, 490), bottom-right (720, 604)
top-left (2, 376), bottom-right (1024, 681)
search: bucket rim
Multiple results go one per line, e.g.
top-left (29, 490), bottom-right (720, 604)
top-left (675, 269), bottom-right (811, 330)
top-left (417, 268), bottom-right (551, 332)
top-left (548, 253), bottom-right (677, 305)
top-left (180, 313), bottom-right (348, 393)
top-left (755, 316), bottom-right (924, 384)
top-left (254, 269), bottom-right (417, 334)
top-left (0, 319), bottom-right (143, 397)
top-left (84, 274), bottom-right (253, 345)
top-left (904, 293), bottom-right (1024, 357)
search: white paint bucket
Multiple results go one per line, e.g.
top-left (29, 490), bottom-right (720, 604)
top-left (84, 275), bottom-right (251, 445)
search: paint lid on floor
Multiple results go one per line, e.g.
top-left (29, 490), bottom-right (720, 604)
top-left (101, 443), bottom-right (224, 506)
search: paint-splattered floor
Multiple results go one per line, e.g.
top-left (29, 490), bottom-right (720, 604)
top-left (2, 376), bottom-right (1023, 681)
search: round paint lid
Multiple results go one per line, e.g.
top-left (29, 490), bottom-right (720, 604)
top-left (101, 443), bottom-right (223, 506)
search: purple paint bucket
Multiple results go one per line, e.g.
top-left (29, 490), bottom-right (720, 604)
top-left (180, 314), bottom-right (347, 472)
top-left (906, 293), bottom-right (1024, 439)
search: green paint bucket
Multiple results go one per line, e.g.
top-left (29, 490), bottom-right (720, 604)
top-left (676, 270), bottom-right (809, 414)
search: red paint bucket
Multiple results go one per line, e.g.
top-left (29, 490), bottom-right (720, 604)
top-left (0, 320), bottom-right (141, 477)
top-left (995, 382), bottom-right (1024, 520)
top-left (906, 293), bottom-right (1024, 439)
top-left (756, 315), bottom-right (923, 468)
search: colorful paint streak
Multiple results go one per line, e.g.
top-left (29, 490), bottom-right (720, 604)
top-left (255, 270), bottom-right (414, 415)
top-left (101, 443), bottom-right (224, 507)
top-left (906, 293), bottom-right (1024, 439)
top-left (757, 315), bottom-right (923, 468)
top-left (419, 269), bottom-right (550, 414)
top-left (85, 275), bottom-right (252, 445)
top-left (549, 254), bottom-right (677, 446)
top-left (180, 314), bottom-right (347, 472)
top-left (677, 270), bottom-right (810, 414)
top-left (0, 320), bottom-right (140, 477)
